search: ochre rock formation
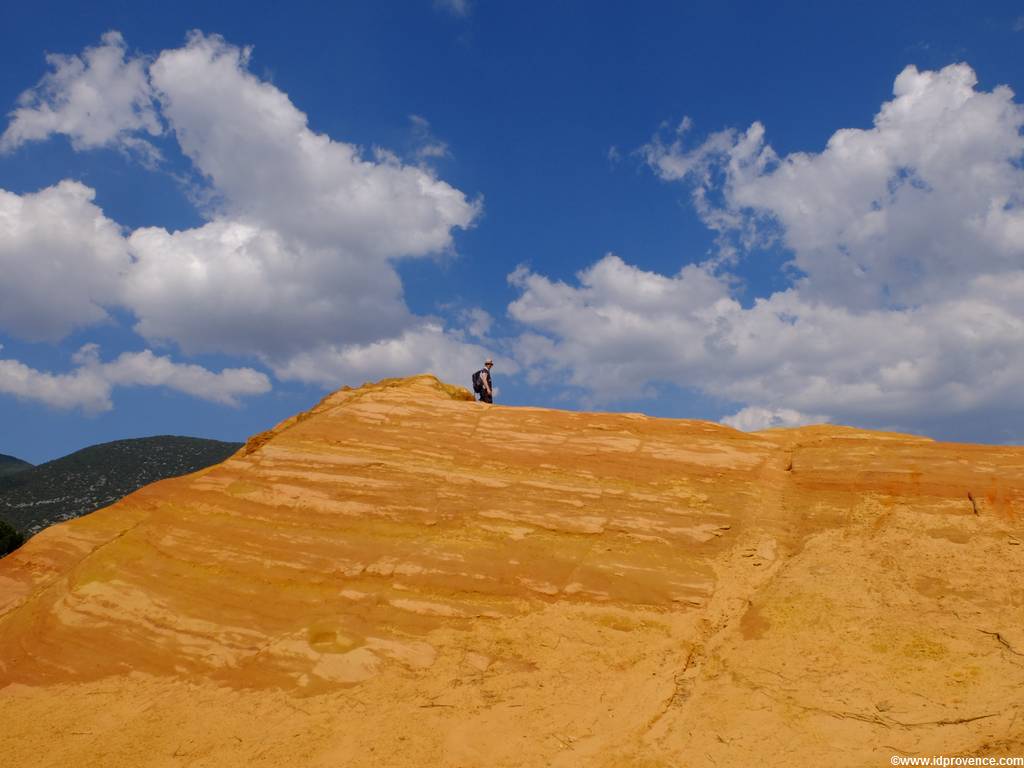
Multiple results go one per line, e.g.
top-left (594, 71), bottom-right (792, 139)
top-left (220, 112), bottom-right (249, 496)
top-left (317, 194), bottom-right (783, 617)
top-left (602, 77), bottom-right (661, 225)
top-left (1, 375), bottom-right (1022, 766)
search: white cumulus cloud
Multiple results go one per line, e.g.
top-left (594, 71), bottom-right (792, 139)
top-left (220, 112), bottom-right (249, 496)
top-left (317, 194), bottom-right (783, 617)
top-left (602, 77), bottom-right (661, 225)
top-left (120, 32), bottom-right (480, 358)
top-left (123, 220), bottom-right (411, 357)
top-left (511, 63), bottom-right (1024, 439)
top-left (148, 34), bottom-right (478, 256)
top-left (0, 344), bottom-right (270, 412)
top-left (410, 114), bottom-right (451, 161)
top-left (644, 64), bottom-right (1024, 310)
top-left (0, 31), bottom-right (160, 160)
top-left (272, 321), bottom-right (513, 391)
top-left (721, 406), bottom-right (825, 432)
top-left (0, 181), bottom-right (130, 341)
top-left (509, 255), bottom-right (733, 400)
top-left (0, 31), bottom-right (487, 408)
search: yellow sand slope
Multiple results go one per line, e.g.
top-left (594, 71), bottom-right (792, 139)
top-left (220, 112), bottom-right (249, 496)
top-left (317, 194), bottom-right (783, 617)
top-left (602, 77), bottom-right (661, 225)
top-left (1, 375), bottom-right (1022, 766)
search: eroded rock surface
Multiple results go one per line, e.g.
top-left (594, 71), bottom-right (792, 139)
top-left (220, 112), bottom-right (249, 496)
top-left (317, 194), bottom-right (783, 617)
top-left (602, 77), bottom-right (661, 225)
top-left (1, 375), bottom-right (1022, 766)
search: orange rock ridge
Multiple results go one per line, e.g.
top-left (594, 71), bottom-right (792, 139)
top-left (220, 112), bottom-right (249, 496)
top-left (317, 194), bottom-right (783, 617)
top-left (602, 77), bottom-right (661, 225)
top-left (1, 374), bottom-right (1022, 766)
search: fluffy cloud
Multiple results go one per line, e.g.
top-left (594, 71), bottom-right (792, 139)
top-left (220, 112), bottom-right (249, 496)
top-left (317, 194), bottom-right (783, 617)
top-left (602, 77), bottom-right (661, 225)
top-left (721, 406), bottom-right (825, 432)
top-left (0, 181), bottom-right (130, 341)
top-left (509, 256), bottom-right (733, 399)
top-left (0, 344), bottom-right (270, 412)
top-left (0, 31), bottom-right (485, 408)
top-left (512, 64), bottom-right (1024, 437)
top-left (645, 64), bottom-right (1024, 310)
top-left (123, 220), bottom-right (411, 357)
top-left (119, 32), bottom-right (478, 358)
top-left (0, 31), bottom-right (160, 159)
top-left (410, 115), bottom-right (452, 161)
top-left (272, 322), bottom-right (511, 391)
top-left (511, 256), bottom-right (1024, 434)
top-left (148, 34), bottom-right (477, 256)
top-left (460, 307), bottom-right (493, 339)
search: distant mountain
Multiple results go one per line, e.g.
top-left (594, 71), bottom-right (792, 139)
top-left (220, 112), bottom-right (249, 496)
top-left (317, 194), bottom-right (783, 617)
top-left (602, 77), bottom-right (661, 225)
top-left (0, 436), bottom-right (242, 538)
top-left (0, 453), bottom-right (33, 477)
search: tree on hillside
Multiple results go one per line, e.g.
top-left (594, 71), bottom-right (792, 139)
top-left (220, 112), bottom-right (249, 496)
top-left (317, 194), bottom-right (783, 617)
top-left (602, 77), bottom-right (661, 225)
top-left (0, 518), bottom-right (24, 557)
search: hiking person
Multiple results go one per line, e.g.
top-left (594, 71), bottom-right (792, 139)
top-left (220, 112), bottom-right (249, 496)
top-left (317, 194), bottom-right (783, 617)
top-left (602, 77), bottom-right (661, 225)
top-left (472, 359), bottom-right (495, 403)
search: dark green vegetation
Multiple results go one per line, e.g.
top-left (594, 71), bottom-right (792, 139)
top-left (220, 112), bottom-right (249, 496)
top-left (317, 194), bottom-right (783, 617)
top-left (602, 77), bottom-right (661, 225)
top-left (0, 436), bottom-right (242, 544)
top-left (0, 518), bottom-right (24, 557)
top-left (0, 453), bottom-right (33, 478)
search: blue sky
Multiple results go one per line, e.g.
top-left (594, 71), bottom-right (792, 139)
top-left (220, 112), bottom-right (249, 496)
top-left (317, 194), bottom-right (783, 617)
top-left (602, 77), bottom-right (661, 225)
top-left (2, 1), bottom-right (1023, 463)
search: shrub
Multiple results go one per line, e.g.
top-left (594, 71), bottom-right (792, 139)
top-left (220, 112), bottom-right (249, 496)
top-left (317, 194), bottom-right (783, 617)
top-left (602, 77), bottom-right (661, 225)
top-left (0, 518), bottom-right (24, 557)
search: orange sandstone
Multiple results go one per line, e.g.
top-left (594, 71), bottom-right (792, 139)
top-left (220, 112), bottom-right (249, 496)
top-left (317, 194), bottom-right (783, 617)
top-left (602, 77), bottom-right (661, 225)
top-left (1, 375), bottom-right (1022, 766)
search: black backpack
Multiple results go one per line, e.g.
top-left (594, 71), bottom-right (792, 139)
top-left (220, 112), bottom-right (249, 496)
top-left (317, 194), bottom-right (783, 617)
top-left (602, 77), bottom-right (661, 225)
top-left (472, 369), bottom-right (484, 394)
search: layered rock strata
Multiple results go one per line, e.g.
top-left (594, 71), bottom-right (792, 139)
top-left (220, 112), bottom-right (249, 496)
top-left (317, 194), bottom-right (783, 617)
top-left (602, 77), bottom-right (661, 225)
top-left (1, 375), bottom-right (1022, 766)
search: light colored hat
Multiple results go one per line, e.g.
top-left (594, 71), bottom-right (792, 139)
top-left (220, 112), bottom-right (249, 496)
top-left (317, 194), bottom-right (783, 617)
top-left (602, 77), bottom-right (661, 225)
top-left (485, 358), bottom-right (494, 366)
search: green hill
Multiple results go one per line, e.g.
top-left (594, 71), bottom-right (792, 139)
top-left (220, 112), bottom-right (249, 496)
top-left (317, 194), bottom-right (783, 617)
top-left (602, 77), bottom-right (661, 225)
top-left (0, 436), bottom-right (242, 541)
top-left (0, 453), bottom-right (33, 478)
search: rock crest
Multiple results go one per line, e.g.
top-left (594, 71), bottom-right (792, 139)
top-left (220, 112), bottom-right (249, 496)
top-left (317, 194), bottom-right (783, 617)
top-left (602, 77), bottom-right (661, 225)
top-left (1, 375), bottom-right (1022, 766)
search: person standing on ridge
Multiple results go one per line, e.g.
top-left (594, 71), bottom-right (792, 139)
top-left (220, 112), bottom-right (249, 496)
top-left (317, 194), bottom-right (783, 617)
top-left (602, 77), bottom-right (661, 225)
top-left (473, 359), bottom-right (495, 404)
